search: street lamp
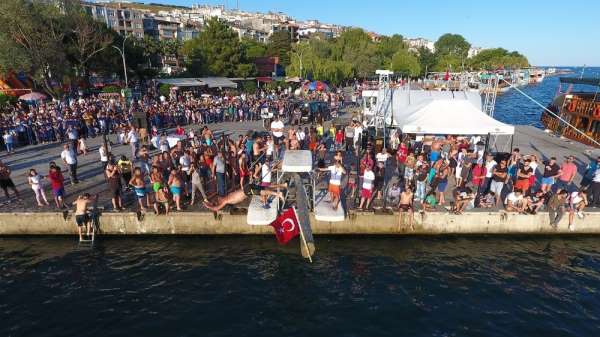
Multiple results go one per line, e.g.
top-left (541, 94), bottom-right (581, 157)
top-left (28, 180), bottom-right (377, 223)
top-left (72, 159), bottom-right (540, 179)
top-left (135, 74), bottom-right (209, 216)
top-left (112, 34), bottom-right (129, 88)
top-left (294, 49), bottom-right (303, 79)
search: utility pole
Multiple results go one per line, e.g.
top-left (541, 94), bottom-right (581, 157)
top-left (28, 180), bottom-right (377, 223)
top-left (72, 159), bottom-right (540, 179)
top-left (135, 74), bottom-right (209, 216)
top-left (112, 34), bottom-right (129, 88)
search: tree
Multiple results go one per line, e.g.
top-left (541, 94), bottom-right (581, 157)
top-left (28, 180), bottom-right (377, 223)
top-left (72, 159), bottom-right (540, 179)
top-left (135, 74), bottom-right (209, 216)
top-left (391, 49), bottom-right (420, 77)
top-left (334, 28), bottom-right (381, 78)
top-left (241, 37), bottom-right (267, 60)
top-left (267, 30), bottom-right (292, 67)
top-left (0, 0), bottom-right (68, 97)
top-left (434, 33), bottom-right (471, 59)
top-left (64, 3), bottom-right (114, 79)
top-left (416, 47), bottom-right (436, 76)
top-left (377, 34), bottom-right (405, 61)
top-left (181, 17), bottom-right (241, 76)
top-left (160, 38), bottom-right (183, 69)
top-left (141, 35), bottom-right (161, 68)
top-left (468, 48), bottom-right (529, 70)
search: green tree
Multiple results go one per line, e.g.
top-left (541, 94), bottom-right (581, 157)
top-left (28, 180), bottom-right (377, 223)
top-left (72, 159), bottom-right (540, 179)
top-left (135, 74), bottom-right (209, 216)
top-left (160, 38), bottom-right (183, 69)
top-left (181, 17), bottom-right (241, 76)
top-left (267, 30), bottom-right (292, 67)
top-left (391, 49), bottom-right (420, 77)
top-left (0, 0), bottom-right (68, 97)
top-left (468, 48), bottom-right (529, 70)
top-left (141, 35), bottom-right (161, 68)
top-left (433, 54), bottom-right (462, 72)
top-left (416, 47), bottom-right (436, 76)
top-left (63, 1), bottom-right (114, 79)
top-left (241, 37), bottom-right (267, 60)
top-left (434, 33), bottom-right (471, 59)
top-left (334, 28), bottom-right (381, 78)
top-left (377, 34), bottom-right (405, 61)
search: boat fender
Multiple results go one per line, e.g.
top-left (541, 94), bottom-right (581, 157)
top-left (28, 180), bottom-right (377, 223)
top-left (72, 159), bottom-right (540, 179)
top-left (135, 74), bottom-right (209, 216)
top-left (595, 104), bottom-right (600, 118)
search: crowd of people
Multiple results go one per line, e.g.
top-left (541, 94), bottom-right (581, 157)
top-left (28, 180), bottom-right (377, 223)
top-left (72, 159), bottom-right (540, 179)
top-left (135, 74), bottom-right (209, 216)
top-left (1, 85), bottom-right (599, 233)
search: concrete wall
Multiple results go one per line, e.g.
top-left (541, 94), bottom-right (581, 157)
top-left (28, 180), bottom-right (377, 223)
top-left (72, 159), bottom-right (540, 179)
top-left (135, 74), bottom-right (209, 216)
top-left (0, 210), bottom-right (598, 235)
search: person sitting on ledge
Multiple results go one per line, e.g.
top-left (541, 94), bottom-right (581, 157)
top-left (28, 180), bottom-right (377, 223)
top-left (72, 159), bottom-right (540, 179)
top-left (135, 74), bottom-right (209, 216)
top-left (478, 192), bottom-right (496, 208)
top-left (505, 189), bottom-right (528, 213)
top-left (454, 187), bottom-right (475, 215)
top-left (398, 183), bottom-right (414, 230)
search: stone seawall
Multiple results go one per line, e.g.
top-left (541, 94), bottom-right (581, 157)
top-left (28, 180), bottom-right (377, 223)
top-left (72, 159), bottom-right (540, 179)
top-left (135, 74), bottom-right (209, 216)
top-left (0, 211), bottom-right (599, 235)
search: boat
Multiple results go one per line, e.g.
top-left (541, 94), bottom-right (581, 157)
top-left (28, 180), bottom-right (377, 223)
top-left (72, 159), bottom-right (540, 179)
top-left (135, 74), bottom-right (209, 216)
top-left (528, 67), bottom-right (545, 84)
top-left (541, 77), bottom-right (600, 147)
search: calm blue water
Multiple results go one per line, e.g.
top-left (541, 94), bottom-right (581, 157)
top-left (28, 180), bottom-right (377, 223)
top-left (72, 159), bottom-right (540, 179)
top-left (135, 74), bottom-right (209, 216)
top-left (4, 71), bottom-right (600, 337)
top-left (2, 236), bottom-right (600, 337)
top-left (494, 67), bottom-right (600, 128)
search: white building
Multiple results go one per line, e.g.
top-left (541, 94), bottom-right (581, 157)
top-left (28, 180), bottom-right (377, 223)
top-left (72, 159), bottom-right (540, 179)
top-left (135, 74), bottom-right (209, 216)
top-left (404, 38), bottom-right (435, 53)
top-left (468, 47), bottom-right (484, 58)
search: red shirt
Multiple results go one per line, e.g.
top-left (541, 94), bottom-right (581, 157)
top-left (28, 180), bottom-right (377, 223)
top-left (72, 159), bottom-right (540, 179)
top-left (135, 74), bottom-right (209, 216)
top-left (335, 130), bottom-right (344, 143)
top-left (471, 165), bottom-right (486, 186)
top-left (48, 171), bottom-right (64, 189)
top-left (175, 127), bottom-right (185, 136)
top-left (397, 144), bottom-right (408, 164)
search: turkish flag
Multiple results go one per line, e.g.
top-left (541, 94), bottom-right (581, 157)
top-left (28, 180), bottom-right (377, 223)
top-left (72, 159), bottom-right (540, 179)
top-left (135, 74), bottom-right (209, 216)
top-left (270, 208), bottom-right (300, 245)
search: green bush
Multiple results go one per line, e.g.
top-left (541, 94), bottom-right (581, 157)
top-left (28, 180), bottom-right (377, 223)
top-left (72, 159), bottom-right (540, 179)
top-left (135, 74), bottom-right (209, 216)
top-left (159, 83), bottom-right (172, 97)
top-left (240, 81), bottom-right (257, 93)
top-left (0, 93), bottom-right (17, 107)
top-left (102, 85), bottom-right (121, 93)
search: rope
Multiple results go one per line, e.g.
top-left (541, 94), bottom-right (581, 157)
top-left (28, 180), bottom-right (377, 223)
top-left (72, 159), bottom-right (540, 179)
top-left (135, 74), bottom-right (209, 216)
top-left (500, 78), bottom-right (600, 147)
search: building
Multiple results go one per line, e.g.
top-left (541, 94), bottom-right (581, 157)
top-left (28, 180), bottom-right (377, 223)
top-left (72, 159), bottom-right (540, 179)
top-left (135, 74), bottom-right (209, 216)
top-left (82, 2), bottom-right (150, 39)
top-left (405, 37), bottom-right (435, 53)
top-left (468, 47), bottom-right (484, 58)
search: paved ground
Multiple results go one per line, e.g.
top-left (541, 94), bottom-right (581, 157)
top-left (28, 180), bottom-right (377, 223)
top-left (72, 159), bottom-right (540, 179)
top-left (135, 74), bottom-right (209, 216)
top-left (1, 118), bottom-right (598, 214)
top-left (0, 120), bottom-right (272, 212)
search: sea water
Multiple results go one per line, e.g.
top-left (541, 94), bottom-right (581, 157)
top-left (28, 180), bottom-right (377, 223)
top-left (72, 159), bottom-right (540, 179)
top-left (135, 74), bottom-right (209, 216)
top-left (2, 236), bottom-right (600, 336)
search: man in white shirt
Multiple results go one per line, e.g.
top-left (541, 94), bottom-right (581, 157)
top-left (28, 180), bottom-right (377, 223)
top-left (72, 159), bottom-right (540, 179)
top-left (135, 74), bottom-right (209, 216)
top-left (359, 166), bottom-right (375, 210)
top-left (127, 127), bottom-right (139, 159)
top-left (99, 143), bottom-right (111, 170)
top-left (60, 144), bottom-right (79, 184)
top-left (483, 153), bottom-right (497, 193)
top-left (505, 190), bottom-right (527, 213)
top-left (270, 115), bottom-right (285, 145)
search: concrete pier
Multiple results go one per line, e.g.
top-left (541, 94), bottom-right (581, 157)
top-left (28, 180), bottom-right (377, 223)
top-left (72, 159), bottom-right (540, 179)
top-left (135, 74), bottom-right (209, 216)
top-left (0, 210), bottom-right (598, 235)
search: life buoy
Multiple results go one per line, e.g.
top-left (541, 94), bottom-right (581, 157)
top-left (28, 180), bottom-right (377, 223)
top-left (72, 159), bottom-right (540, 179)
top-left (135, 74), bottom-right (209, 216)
top-left (567, 99), bottom-right (578, 112)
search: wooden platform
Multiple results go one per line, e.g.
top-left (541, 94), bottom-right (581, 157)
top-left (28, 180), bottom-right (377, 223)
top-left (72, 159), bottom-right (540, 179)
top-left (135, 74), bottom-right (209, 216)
top-left (282, 150), bottom-right (313, 172)
top-left (246, 195), bottom-right (278, 225)
top-left (314, 193), bottom-right (345, 222)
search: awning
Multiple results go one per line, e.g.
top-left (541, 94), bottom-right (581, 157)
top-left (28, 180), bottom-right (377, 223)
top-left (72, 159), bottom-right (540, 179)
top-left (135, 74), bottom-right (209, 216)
top-left (394, 99), bottom-right (514, 135)
top-left (155, 77), bottom-right (237, 88)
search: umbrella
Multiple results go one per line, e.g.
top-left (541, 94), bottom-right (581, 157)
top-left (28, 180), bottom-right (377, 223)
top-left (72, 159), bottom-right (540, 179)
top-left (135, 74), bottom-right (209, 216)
top-left (304, 81), bottom-right (329, 92)
top-left (19, 92), bottom-right (47, 102)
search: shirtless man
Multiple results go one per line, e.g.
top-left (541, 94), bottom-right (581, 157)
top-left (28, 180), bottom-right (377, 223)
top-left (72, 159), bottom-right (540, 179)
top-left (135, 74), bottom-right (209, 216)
top-left (154, 186), bottom-right (171, 215)
top-left (398, 185), bottom-right (414, 230)
top-left (168, 168), bottom-right (183, 211)
top-left (203, 189), bottom-right (248, 212)
top-left (72, 193), bottom-right (98, 241)
top-left (129, 167), bottom-right (148, 211)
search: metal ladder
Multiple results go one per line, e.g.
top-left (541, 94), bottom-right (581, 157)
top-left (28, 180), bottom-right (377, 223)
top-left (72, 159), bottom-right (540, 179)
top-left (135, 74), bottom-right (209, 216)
top-left (482, 74), bottom-right (498, 117)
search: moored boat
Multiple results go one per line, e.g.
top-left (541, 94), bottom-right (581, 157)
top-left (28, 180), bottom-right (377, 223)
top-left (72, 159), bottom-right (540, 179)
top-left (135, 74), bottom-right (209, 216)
top-left (541, 77), bottom-right (600, 147)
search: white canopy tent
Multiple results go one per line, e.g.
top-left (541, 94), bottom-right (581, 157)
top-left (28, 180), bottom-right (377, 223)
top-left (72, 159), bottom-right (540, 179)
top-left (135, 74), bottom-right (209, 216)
top-left (394, 99), bottom-right (515, 135)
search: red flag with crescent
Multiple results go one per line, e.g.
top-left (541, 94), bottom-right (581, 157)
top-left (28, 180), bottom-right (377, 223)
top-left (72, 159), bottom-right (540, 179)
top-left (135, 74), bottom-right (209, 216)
top-left (270, 208), bottom-right (300, 245)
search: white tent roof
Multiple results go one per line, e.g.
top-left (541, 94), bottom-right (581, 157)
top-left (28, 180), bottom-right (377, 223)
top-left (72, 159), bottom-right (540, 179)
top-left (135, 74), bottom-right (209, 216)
top-left (395, 99), bottom-right (514, 135)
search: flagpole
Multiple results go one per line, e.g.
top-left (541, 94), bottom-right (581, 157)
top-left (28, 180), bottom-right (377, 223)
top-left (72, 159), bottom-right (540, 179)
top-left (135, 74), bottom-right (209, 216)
top-left (293, 207), bottom-right (313, 263)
